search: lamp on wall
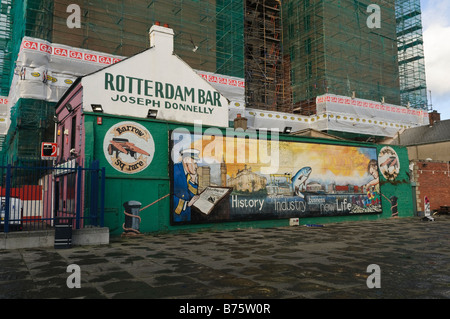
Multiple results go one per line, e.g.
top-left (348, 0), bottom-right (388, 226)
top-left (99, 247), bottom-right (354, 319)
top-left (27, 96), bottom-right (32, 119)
top-left (147, 109), bottom-right (158, 119)
top-left (65, 103), bottom-right (73, 112)
top-left (91, 104), bottom-right (103, 112)
top-left (283, 127), bottom-right (292, 134)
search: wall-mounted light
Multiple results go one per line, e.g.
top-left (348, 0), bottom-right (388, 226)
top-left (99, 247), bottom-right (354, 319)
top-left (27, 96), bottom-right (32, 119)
top-left (65, 103), bottom-right (73, 112)
top-left (283, 127), bottom-right (292, 134)
top-left (91, 104), bottom-right (103, 112)
top-left (147, 109), bottom-right (158, 119)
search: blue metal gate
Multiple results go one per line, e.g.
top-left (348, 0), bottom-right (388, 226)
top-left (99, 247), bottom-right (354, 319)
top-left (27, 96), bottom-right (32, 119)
top-left (0, 159), bottom-right (105, 233)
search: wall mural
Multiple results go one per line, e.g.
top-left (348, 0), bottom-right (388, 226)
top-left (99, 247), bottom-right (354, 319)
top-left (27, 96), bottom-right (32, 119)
top-left (378, 146), bottom-right (400, 181)
top-left (377, 146), bottom-right (400, 218)
top-left (170, 131), bottom-right (382, 225)
top-left (103, 121), bottom-right (155, 174)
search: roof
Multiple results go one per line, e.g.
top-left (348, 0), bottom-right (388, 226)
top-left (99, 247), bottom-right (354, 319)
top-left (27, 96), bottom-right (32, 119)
top-left (390, 119), bottom-right (450, 146)
top-left (54, 48), bottom-right (142, 110)
top-left (290, 128), bottom-right (348, 141)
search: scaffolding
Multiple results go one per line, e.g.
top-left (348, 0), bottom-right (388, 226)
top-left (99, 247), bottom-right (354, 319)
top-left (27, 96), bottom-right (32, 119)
top-left (283, 0), bottom-right (401, 115)
top-left (0, 0), bottom-right (12, 96)
top-left (49, 0), bottom-right (243, 77)
top-left (0, 0), bottom-right (432, 159)
top-left (396, 0), bottom-right (428, 110)
top-left (3, 0), bottom-right (245, 158)
top-left (244, 0), bottom-right (289, 112)
top-left (3, 0), bottom-right (244, 87)
top-left (5, 99), bottom-right (55, 161)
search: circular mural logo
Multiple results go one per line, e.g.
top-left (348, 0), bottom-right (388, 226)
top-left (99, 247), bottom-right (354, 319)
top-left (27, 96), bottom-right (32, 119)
top-left (378, 146), bottom-right (400, 181)
top-left (103, 121), bottom-right (155, 174)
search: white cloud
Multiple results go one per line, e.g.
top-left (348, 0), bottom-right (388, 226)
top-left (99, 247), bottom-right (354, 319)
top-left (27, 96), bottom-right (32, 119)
top-left (422, 0), bottom-right (450, 28)
top-left (423, 24), bottom-right (450, 95)
top-left (422, 0), bottom-right (450, 119)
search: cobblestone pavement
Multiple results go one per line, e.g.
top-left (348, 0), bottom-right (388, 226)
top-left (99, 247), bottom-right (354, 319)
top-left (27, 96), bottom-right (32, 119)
top-left (1, 216), bottom-right (449, 300)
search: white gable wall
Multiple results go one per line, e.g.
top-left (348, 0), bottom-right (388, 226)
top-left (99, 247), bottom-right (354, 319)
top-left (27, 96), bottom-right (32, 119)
top-left (82, 25), bottom-right (229, 128)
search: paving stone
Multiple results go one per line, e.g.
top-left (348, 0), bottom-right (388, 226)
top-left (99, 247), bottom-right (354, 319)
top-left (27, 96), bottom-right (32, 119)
top-left (1, 215), bottom-right (449, 301)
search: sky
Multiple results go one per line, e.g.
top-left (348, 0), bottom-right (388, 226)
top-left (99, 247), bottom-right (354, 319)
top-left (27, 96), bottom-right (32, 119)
top-left (421, 0), bottom-right (450, 120)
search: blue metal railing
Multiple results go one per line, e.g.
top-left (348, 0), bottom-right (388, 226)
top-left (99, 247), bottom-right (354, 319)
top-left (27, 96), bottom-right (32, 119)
top-left (1, 160), bottom-right (105, 233)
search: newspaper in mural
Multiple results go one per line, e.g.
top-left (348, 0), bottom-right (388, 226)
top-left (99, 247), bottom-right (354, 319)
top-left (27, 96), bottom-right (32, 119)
top-left (170, 131), bottom-right (382, 225)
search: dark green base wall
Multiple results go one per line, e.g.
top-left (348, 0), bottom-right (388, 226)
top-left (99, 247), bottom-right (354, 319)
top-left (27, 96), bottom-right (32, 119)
top-left (84, 113), bottom-right (414, 236)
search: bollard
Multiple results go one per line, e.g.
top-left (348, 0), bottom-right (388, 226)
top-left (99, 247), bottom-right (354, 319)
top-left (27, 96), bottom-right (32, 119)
top-left (123, 201), bottom-right (142, 235)
top-left (422, 196), bottom-right (434, 221)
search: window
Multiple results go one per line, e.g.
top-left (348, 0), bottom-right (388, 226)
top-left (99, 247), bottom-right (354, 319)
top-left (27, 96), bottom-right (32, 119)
top-left (248, 43), bottom-right (253, 55)
top-left (70, 115), bottom-right (77, 151)
top-left (61, 125), bottom-right (65, 161)
top-left (304, 15), bottom-right (311, 31)
top-left (289, 45), bottom-right (295, 61)
top-left (304, 0), bottom-right (310, 10)
top-left (305, 62), bottom-right (312, 79)
top-left (305, 38), bottom-right (312, 54)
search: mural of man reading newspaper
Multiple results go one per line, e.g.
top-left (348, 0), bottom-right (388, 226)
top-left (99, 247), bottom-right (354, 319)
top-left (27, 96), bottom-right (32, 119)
top-left (170, 131), bottom-right (382, 225)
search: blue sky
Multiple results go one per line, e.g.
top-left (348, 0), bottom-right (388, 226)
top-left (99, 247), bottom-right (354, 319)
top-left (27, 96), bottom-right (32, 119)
top-left (421, 0), bottom-right (450, 120)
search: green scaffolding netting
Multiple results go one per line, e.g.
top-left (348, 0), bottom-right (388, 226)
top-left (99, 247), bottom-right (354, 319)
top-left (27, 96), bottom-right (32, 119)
top-left (283, 0), bottom-right (427, 113)
top-left (3, 98), bottom-right (55, 161)
top-left (0, 0), bottom-right (429, 157)
top-left (1, 0), bottom-right (245, 96)
top-left (1, 0), bottom-right (245, 158)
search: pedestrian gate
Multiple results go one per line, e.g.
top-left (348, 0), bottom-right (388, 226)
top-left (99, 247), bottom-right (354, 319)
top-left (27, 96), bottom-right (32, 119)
top-left (0, 160), bottom-right (105, 233)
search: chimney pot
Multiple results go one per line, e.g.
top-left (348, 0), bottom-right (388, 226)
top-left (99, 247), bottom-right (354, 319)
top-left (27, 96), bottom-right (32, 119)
top-left (149, 24), bottom-right (174, 54)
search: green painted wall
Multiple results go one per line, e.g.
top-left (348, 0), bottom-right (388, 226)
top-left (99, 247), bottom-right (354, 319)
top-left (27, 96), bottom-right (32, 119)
top-left (84, 113), bottom-right (414, 236)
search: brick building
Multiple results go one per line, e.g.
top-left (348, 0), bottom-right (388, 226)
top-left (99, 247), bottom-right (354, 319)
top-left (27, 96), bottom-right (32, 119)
top-left (388, 116), bottom-right (450, 213)
top-left (412, 161), bottom-right (450, 212)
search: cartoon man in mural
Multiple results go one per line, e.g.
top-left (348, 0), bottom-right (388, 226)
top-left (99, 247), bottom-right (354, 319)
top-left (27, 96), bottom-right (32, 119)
top-left (173, 148), bottom-right (201, 222)
top-left (364, 159), bottom-right (380, 193)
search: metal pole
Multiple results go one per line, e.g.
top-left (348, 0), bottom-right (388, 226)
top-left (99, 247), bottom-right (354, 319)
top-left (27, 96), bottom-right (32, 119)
top-left (4, 164), bottom-right (11, 233)
top-left (100, 167), bottom-right (105, 227)
top-left (91, 161), bottom-right (99, 225)
top-left (75, 165), bottom-right (82, 229)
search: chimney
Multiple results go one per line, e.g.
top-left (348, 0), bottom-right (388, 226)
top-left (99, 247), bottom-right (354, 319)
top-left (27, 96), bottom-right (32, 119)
top-left (234, 113), bottom-right (248, 130)
top-left (429, 110), bottom-right (441, 124)
top-left (149, 24), bottom-right (174, 54)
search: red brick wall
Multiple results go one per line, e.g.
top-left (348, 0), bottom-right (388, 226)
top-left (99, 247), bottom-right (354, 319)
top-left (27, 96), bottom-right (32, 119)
top-left (413, 160), bottom-right (450, 212)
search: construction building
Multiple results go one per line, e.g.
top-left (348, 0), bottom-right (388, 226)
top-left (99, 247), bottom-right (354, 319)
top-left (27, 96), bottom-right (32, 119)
top-left (0, 0), bottom-right (245, 162)
top-left (244, 0), bottom-right (289, 112)
top-left (0, 0), bottom-right (430, 161)
top-left (396, 0), bottom-right (428, 109)
top-left (284, 0), bottom-right (401, 115)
